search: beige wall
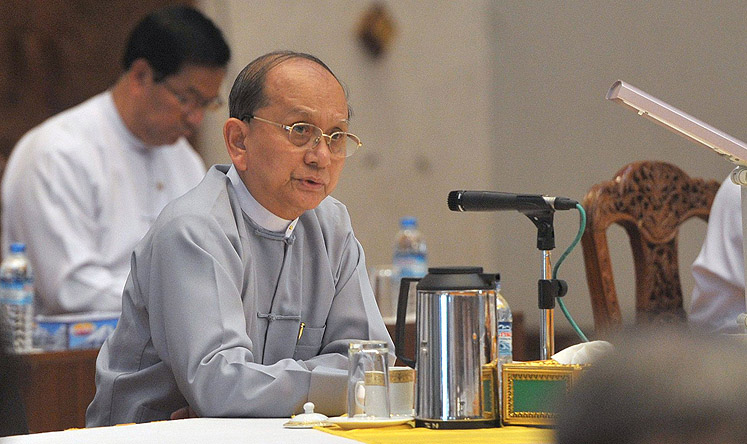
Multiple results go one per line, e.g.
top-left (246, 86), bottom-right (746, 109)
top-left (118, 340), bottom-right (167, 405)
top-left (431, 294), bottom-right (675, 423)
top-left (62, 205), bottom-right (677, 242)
top-left (196, 0), bottom-right (747, 338)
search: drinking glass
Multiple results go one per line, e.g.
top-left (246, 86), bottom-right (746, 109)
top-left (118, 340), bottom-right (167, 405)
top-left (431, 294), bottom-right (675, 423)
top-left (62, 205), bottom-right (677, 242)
top-left (369, 265), bottom-right (396, 319)
top-left (347, 340), bottom-right (391, 418)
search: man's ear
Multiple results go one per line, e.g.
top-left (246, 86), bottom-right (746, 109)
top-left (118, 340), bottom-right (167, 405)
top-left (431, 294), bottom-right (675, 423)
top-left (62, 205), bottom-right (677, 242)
top-left (224, 118), bottom-right (250, 171)
top-left (128, 58), bottom-right (154, 87)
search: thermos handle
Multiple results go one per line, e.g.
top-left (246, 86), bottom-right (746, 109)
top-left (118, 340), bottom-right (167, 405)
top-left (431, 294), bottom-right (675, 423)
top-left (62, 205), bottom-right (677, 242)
top-left (395, 277), bottom-right (419, 368)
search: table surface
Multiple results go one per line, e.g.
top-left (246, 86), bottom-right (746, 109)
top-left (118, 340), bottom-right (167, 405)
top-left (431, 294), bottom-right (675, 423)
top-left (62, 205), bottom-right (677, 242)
top-left (15, 315), bottom-right (529, 434)
top-left (0, 418), bottom-right (555, 444)
top-left (0, 419), bottom-right (353, 444)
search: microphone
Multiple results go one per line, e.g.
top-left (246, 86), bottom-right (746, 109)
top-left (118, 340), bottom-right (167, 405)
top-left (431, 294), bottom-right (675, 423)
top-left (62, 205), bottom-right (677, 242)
top-left (447, 190), bottom-right (578, 212)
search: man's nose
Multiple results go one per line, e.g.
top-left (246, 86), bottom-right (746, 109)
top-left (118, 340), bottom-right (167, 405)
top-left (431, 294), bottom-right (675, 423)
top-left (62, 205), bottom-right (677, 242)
top-left (184, 107), bottom-right (206, 127)
top-left (306, 136), bottom-right (332, 167)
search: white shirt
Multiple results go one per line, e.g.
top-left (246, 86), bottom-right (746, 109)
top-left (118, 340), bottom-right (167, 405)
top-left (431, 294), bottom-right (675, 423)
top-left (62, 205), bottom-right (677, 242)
top-left (690, 177), bottom-right (747, 333)
top-left (1, 91), bottom-right (206, 315)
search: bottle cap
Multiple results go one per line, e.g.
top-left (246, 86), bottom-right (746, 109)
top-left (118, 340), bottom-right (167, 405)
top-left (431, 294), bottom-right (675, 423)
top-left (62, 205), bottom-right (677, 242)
top-left (10, 243), bottom-right (26, 253)
top-left (400, 216), bottom-right (417, 228)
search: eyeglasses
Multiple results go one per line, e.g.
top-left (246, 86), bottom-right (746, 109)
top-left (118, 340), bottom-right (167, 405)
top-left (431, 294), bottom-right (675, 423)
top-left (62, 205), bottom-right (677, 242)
top-left (161, 81), bottom-right (224, 112)
top-left (245, 115), bottom-right (362, 158)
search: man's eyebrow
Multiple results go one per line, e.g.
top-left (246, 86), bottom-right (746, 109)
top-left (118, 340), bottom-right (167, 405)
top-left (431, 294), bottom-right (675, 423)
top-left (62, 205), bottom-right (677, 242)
top-left (285, 107), bottom-right (314, 117)
top-left (286, 108), bottom-right (350, 125)
top-left (186, 86), bottom-right (219, 100)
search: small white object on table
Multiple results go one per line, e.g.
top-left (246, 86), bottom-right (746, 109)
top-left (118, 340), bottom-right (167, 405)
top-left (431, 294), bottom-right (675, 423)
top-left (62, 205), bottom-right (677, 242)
top-left (551, 340), bottom-right (614, 365)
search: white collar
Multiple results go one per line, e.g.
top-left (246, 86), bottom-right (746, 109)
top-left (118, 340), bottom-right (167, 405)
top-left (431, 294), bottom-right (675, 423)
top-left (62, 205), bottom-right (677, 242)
top-left (226, 165), bottom-right (298, 238)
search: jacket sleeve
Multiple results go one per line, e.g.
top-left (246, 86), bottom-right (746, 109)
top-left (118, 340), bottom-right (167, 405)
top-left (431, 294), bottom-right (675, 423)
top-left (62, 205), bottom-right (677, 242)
top-left (3, 144), bottom-right (123, 314)
top-left (303, 235), bottom-right (394, 413)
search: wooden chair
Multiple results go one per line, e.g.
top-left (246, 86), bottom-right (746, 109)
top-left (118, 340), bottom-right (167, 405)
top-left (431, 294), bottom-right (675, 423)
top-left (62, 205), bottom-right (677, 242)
top-left (581, 161), bottom-right (720, 333)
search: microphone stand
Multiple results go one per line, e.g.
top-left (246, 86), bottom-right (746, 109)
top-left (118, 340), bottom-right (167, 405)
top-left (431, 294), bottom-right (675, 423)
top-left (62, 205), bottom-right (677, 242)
top-left (447, 190), bottom-right (571, 357)
top-left (522, 209), bottom-right (562, 360)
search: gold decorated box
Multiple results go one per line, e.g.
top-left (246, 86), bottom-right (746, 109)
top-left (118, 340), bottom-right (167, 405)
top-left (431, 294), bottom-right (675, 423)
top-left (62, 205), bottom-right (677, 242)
top-left (500, 360), bottom-right (588, 426)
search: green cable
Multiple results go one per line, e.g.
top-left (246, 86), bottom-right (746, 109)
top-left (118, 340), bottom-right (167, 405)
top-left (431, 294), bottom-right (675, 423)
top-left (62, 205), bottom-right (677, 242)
top-left (552, 203), bottom-right (589, 342)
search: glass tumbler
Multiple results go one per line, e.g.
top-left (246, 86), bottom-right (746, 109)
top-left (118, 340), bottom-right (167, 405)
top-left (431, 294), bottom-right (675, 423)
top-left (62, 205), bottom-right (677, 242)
top-left (347, 340), bottom-right (391, 418)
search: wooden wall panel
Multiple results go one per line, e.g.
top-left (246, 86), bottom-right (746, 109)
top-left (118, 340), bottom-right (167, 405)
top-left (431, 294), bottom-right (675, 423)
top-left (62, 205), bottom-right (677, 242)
top-left (0, 0), bottom-right (187, 170)
top-left (18, 349), bottom-right (99, 433)
top-left (0, 0), bottom-right (188, 432)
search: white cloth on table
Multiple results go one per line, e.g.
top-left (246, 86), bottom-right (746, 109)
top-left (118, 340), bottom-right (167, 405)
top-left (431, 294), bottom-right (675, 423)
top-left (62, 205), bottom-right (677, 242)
top-left (1, 91), bottom-right (206, 316)
top-left (0, 418), bottom-right (358, 444)
top-left (551, 340), bottom-right (613, 365)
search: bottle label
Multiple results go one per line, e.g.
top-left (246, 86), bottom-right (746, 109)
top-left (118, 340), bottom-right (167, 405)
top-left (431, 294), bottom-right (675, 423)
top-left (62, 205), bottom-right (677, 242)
top-left (393, 253), bottom-right (427, 278)
top-left (498, 321), bottom-right (512, 357)
top-left (0, 280), bottom-right (33, 304)
top-left (0, 279), bottom-right (34, 352)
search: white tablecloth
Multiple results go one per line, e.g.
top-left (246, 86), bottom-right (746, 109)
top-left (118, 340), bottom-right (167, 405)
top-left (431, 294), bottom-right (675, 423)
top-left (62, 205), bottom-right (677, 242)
top-left (0, 418), bottom-right (357, 444)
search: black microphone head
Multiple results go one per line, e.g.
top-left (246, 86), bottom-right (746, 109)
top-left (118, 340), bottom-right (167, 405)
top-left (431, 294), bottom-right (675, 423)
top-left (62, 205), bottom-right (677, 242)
top-left (447, 191), bottom-right (463, 211)
top-left (553, 197), bottom-right (579, 210)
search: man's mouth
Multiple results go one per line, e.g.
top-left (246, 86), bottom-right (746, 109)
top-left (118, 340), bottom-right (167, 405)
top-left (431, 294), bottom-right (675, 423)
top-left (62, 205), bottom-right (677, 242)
top-left (297, 177), bottom-right (325, 189)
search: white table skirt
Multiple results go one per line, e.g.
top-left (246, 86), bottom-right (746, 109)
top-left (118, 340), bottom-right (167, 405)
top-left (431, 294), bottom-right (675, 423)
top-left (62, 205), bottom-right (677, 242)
top-left (0, 418), bottom-right (357, 444)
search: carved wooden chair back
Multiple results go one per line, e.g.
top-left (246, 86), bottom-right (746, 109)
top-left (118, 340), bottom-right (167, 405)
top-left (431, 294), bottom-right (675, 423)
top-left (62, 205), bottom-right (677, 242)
top-left (581, 161), bottom-right (720, 333)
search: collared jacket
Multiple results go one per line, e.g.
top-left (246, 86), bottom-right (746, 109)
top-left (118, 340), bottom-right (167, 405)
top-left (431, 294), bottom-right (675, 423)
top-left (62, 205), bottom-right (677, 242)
top-left (86, 165), bottom-right (392, 426)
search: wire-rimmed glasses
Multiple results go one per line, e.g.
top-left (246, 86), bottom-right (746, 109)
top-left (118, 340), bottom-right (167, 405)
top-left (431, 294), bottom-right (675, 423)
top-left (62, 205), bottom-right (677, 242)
top-left (245, 115), bottom-right (362, 158)
top-left (161, 81), bottom-right (224, 112)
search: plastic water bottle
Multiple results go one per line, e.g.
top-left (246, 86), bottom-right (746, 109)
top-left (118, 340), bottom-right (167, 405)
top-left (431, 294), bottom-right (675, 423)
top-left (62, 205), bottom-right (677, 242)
top-left (0, 243), bottom-right (35, 353)
top-left (496, 280), bottom-right (512, 365)
top-left (496, 279), bottom-right (512, 423)
top-left (393, 217), bottom-right (427, 316)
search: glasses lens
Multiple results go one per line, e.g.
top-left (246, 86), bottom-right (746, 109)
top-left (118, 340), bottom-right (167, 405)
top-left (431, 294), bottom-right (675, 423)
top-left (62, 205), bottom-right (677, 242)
top-left (165, 82), bottom-right (223, 112)
top-left (327, 132), bottom-right (347, 156)
top-left (333, 133), bottom-right (361, 157)
top-left (164, 85), bottom-right (189, 107)
top-left (288, 123), bottom-right (320, 147)
top-left (205, 97), bottom-right (224, 111)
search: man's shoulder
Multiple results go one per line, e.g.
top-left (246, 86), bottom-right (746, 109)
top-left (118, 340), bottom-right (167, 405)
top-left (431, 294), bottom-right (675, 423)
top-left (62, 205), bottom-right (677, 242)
top-left (31, 93), bottom-right (106, 133)
top-left (308, 196), bottom-right (350, 222)
top-left (3, 94), bottom-right (110, 191)
top-left (14, 93), bottom-right (109, 155)
top-left (154, 166), bottom-right (232, 225)
top-left (139, 166), bottom-right (241, 255)
top-left (300, 196), bottom-right (354, 237)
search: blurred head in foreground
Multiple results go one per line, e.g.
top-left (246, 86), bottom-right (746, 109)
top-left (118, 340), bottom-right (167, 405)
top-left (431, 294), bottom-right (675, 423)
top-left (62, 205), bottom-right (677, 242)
top-left (555, 328), bottom-right (747, 444)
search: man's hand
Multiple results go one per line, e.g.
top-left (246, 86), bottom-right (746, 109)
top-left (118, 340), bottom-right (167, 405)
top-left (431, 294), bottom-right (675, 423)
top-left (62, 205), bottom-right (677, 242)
top-left (170, 406), bottom-right (199, 420)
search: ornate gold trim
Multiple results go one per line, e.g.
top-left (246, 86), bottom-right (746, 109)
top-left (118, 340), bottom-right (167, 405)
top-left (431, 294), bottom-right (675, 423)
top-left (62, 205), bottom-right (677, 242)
top-left (389, 368), bottom-right (415, 383)
top-left (500, 360), bottom-right (588, 426)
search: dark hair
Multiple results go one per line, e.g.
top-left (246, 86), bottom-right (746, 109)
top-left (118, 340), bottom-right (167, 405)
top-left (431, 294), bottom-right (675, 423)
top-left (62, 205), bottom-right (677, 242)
top-left (228, 50), bottom-right (351, 120)
top-left (122, 5), bottom-right (230, 81)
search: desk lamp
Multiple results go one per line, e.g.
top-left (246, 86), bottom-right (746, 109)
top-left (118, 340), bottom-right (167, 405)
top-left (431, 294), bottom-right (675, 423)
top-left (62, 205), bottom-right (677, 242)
top-left (607, 80), bottom-right (747, 330)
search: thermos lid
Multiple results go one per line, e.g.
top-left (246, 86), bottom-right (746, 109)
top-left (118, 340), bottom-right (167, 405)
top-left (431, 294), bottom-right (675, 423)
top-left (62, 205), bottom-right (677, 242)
top-left (417, 266), bottom-right (499, 291)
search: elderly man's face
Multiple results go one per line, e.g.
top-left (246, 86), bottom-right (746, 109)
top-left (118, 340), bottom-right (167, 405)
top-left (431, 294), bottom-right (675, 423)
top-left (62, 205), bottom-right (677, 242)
top-left (240, 59), bottom-right (349, 220)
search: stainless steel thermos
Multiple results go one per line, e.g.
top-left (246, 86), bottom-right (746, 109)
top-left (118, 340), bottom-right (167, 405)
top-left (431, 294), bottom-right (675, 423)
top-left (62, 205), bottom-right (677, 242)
top-left (395, 267), bottom-right (499, 428)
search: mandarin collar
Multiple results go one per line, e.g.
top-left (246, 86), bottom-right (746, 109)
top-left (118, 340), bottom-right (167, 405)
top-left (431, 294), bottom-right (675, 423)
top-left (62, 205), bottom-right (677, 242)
top-left (226, 165), bottom-right (298, 238)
